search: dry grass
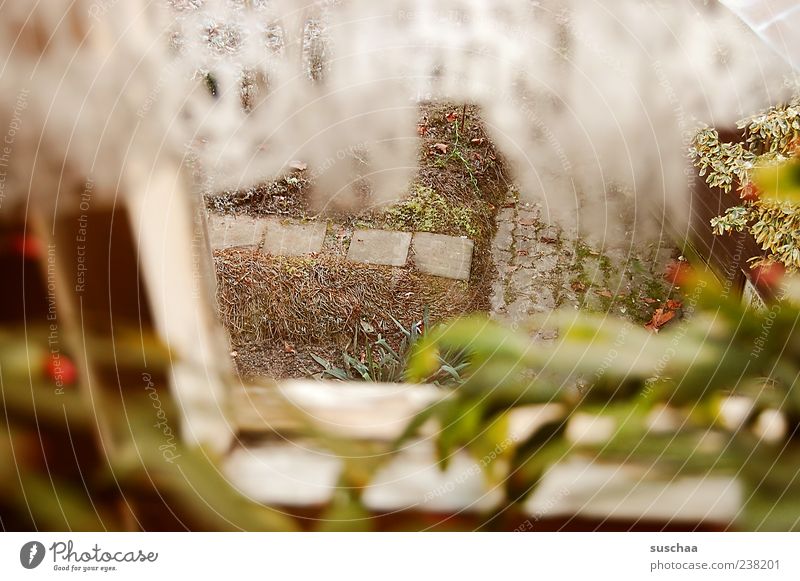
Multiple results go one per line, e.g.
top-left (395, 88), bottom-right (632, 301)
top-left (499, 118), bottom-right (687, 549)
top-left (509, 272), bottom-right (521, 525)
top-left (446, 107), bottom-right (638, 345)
top-left (215, 249), bottom-right (474, 347)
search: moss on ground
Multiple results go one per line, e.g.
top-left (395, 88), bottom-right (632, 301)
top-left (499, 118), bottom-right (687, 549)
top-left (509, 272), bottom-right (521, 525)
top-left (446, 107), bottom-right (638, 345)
top-left (564, 240), bottom-right (676, 323)
top-left (383, 184), bottom-right (480, 238)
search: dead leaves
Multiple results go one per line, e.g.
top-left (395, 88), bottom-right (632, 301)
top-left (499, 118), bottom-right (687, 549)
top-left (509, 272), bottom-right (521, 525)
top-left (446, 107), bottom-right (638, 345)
top-left (571, 280), bottom-right (587, 292)
top-left (645, 299), bottom-right (683, 333)
top-left (431, 143), bottom-right (449, 154)
top-left (645, 308), bottom-right (676, 333)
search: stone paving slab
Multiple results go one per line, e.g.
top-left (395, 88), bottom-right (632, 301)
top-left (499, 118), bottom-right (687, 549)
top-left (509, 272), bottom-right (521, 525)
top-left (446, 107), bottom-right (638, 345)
top-left (208, 214), bottom-right (267, 249)
top-left (347, 229), bottom-right (411, 267)
top-left (263, 218), bottom-right (326, 256)
top-left (412, 232), bottom-right (474, 280)
top-left (489, 195), bottom-right (679, 330)
top-left (209, 211), bottom-right (478, 280)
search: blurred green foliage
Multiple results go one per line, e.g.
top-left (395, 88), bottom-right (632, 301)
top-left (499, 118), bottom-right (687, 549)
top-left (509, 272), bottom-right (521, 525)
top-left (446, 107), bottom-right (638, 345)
top-left (0, 327), bottom-right (297, 531)
top-left (401, 268), bottom-right (800, 530)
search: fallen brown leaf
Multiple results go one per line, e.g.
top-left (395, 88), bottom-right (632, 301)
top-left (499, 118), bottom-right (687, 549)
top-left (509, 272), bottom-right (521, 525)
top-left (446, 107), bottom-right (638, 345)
top-left (645, 308), bottom-right (676, 332)
top-left (595, 289), bottom-right (613, 298)
top-left (571, 281), bottom-right (587, 292)
top-left (665, 260), bottom-right (691, 285)
top-left (431, 143), bottom-right (449, 154)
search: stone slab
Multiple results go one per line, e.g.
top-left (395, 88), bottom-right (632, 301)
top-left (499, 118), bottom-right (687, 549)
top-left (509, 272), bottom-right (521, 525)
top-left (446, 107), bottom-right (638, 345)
top-left (262, 219), bottom-right (326, 256)
top-left (524, 458), bottom-right (741, 523)
top-left (347, 229), bottom-right (411, 267)
top-left (494, 209), bottom-right (516, 251)
top-left (207, 214), bottom-right (267, 249)
top-left (412, 232), bottom-right (474, 280)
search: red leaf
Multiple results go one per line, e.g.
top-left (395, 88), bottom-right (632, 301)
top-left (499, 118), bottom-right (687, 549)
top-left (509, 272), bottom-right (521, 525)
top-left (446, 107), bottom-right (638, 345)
top-left (417, 124), bottom-right (429, 136)
top-left (284, 341), bottom-right (297, 354)
top-left (751, 263), bottom-right (785, 290)
top-left (446, 112), bottom-right (459, 123)
top-left (665, 299), bottom-right (683, 310)
top-left (571, 281), bottom-right (586, 292)
top-left (740, 182), bottom-right (760, 202)
top-left (665, 260), bottom-right (691, 285)
top-left (645, 308), bottom-right (676, 332)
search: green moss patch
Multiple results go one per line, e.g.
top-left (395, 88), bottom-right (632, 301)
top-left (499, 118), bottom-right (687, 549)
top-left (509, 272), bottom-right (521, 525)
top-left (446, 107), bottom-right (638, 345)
top-left (383, 185), bottom-right (480, 238)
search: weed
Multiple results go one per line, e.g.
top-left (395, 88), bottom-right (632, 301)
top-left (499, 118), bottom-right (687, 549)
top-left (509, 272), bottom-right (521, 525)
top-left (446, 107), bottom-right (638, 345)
top-left (312, 309), bottom-right (466, 385)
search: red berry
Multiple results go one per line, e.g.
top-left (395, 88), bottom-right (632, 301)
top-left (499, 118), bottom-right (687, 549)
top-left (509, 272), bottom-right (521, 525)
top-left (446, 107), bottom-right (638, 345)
top-left (43, 353), bottom-right (78, 386)
top-left (11, 234), bottom-right (42, 260)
